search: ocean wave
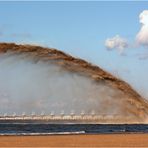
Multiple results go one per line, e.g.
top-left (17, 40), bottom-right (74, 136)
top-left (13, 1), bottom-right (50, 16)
top-left (0, 131), bottom-right (85, 136)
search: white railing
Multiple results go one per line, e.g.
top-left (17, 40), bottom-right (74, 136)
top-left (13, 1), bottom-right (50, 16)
top-left (0, 114), bottom-right (132, 121)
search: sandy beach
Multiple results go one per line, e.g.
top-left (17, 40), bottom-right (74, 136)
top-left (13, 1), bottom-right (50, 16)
top-left (0, 134), bottom-right (148, 147)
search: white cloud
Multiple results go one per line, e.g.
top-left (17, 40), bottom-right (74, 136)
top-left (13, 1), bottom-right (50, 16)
top-left (105, 35), bottom-right (128, 54)
top-left (104, 10), bottom-right (148, 56)
top-left (136, 10), bottom-right (148, 46)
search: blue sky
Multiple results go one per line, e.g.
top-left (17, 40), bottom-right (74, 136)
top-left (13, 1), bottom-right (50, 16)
top-left (0, 1), bottom-right (148, 98)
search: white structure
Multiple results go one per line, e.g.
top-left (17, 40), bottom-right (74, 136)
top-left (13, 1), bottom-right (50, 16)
top-left (50, 111), bottom-right (55, 118)
top-left (60, 110), bottom-right (65, 118)
top-left (91, 110), bottom-right (95, 117)
top-left (12, 112), bottom-right (16, 117)
top-left (4, 113), bottom-right (7, 117)
top-left (81, 110), bottom-right (85, 118)
top-left (70, 110), bottom-right (75, 118)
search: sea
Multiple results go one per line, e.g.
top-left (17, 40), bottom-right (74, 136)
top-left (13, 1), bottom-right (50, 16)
top-left (0, 124), bottom-right (148, 135)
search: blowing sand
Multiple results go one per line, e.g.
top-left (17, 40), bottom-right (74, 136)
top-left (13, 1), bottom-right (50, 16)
top-left (0, 134), bottom-right (148, 147)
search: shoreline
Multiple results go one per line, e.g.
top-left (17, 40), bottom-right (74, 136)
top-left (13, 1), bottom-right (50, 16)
top-left (0, 133), bottom-right (148, 147)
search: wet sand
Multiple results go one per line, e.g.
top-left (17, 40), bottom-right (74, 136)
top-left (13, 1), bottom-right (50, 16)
top-left (0, 134), bottom-right (148, 147)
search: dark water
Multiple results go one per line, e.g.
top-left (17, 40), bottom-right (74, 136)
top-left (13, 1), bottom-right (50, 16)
top-left (0, 124), bottom-right (148, 135)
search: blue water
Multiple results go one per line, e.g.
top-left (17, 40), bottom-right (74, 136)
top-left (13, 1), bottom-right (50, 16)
top-left (0, 124), bottom-right (148, 135)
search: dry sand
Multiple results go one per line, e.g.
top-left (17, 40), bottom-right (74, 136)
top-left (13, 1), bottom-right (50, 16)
top-left (0, 134), bottom-right (148, 147)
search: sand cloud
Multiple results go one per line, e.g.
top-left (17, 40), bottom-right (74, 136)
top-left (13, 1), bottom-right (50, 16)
top-left (0, 52), bottom-right (126, 115)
